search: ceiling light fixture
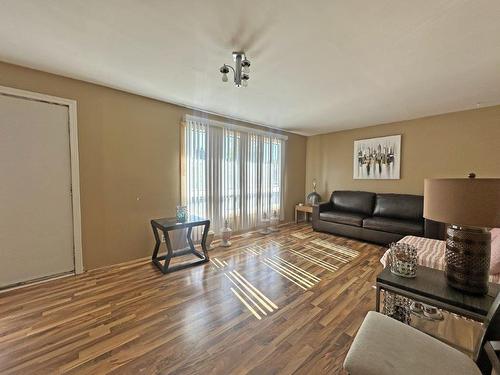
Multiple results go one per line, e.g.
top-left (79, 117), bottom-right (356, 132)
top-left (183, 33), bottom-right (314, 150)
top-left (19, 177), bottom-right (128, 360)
top-left (220, 52), bottom-right (251, 87)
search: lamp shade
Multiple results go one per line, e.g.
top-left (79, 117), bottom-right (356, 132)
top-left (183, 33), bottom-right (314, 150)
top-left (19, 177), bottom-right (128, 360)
top-left (424, 178), bottom-right (500, 228)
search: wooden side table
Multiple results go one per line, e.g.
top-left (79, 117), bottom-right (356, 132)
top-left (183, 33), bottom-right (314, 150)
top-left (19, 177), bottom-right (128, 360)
top-left (295, 204), bottom-right (313, 224)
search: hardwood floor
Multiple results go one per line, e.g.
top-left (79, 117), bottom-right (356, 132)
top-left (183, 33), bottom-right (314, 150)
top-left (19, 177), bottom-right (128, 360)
top-left (0, 224), bottom-right (385, 374)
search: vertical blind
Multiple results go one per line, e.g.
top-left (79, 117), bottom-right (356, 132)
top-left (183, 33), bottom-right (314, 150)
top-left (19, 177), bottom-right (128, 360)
top-left (182, 116), bottom-right (286, 233)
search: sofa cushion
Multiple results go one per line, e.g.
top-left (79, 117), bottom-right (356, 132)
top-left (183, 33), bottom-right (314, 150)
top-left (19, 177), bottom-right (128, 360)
top-left (373, 194), bottom-right (423, 222)
top-left (331, 191), bottom-right (376, 216)
top-left (343, 311), bottom-right (481, 375)
top-left (320, 211), bottom-right (366, 227)
top-left (363, 217), bottom-right (423, 236)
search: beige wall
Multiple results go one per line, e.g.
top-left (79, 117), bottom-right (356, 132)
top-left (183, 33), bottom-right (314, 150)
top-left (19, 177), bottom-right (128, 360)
top-left (306, 106), bottom-right (500, 199)
top-left (0, 61), bottom-right (306, 269)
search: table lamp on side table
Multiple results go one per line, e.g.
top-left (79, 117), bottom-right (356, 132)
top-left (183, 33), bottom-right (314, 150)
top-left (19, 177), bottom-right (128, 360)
top-left (424, 174), bottom-right (500, 295)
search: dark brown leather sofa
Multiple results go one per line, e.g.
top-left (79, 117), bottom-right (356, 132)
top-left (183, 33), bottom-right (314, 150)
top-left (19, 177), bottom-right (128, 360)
top-left (312, 191), bottom-right (442, 245)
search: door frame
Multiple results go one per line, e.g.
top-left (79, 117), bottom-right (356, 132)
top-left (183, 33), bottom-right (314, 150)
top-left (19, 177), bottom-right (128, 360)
top-left (0, 85), bottom-right (83, 275)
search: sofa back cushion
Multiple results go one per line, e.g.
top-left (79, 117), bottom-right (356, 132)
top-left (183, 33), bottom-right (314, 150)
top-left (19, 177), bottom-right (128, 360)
top-left (373, 194), bottom-right (423, 222)
top-left (330, 191), bottom-right (376, 216)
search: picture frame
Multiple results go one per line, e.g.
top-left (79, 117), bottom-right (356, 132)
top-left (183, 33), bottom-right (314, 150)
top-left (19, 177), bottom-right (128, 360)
top-left (353, 135), bottom-right (401, 179)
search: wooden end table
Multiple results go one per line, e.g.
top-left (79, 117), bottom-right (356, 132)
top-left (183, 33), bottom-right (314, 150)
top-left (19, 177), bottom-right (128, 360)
top-left (295, 204), bottom-right (313, 224)
top-left (376, 265), bottom-right (500, 322)
top-left (150, 215), bottom-right (210, 274)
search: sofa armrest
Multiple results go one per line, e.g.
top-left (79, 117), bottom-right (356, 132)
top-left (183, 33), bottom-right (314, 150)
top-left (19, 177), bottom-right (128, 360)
top-left (313, 201), bottom-right (333, 222)
top-left (318, 201), bottom-right (333, 212)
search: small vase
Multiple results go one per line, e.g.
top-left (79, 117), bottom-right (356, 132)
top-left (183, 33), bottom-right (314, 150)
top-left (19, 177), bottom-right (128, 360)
top-left (270, 210), bottom-right (279, 232)
top-left (220, 220), bottom-right (232, 247)
top-left (176, 205), bottom-right (188, 223)
top-left (259, 212), bottom-right (271, 235)
top-left (206, 230), bottom-right (215, 250)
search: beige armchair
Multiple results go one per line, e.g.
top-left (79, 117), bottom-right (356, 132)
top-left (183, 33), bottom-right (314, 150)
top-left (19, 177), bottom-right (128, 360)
top-left (344, 293), bottom-right (500, 375)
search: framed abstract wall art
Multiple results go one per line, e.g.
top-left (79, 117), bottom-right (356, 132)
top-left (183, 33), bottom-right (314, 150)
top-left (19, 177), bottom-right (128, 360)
top-left (353, 135), bottom-right (401, 179)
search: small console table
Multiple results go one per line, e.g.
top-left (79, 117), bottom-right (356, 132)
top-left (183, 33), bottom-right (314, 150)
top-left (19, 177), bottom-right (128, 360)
top-left (150, 215), bottom-right (210, 274)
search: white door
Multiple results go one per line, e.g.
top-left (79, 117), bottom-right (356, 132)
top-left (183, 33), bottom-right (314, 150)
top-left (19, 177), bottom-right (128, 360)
top-left (0, 93), bottom-right (76, 287)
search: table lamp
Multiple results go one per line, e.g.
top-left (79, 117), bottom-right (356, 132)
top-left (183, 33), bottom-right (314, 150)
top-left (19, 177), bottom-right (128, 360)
top-left (424, 174), bottom-right (500, 294)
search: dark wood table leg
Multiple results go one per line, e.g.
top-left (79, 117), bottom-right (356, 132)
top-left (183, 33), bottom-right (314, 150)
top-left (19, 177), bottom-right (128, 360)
top-left (376, 284), bottom-right (381, 312)
top-left (151, 222), bottom-right (173, 274)
top-left (200, 222), bottom-right (210, 261)
top-left (186, 225), bottom-right (209, 261)
top-left (161, 230), bottom-right (174, 273)
top-left (151, 221), bottom-right (161, 261)
top-left (186, 227), bottom-right (196, 253)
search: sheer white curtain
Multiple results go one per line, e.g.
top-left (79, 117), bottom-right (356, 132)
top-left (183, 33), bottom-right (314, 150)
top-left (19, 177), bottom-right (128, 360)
top-left (182, 116), bottom-right (286, 233)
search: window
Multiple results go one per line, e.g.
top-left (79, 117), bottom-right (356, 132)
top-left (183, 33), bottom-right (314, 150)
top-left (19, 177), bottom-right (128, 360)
top-left (181, 115), bottom-right (286, 233)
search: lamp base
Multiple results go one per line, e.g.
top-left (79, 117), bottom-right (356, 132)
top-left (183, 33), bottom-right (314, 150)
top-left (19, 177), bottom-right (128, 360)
top-left (445, 225), bottom-right (490, 295)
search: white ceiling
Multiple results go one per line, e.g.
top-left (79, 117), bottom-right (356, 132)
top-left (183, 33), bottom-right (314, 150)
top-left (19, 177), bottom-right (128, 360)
top-left (1, 0), bottom-right (499, 135)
